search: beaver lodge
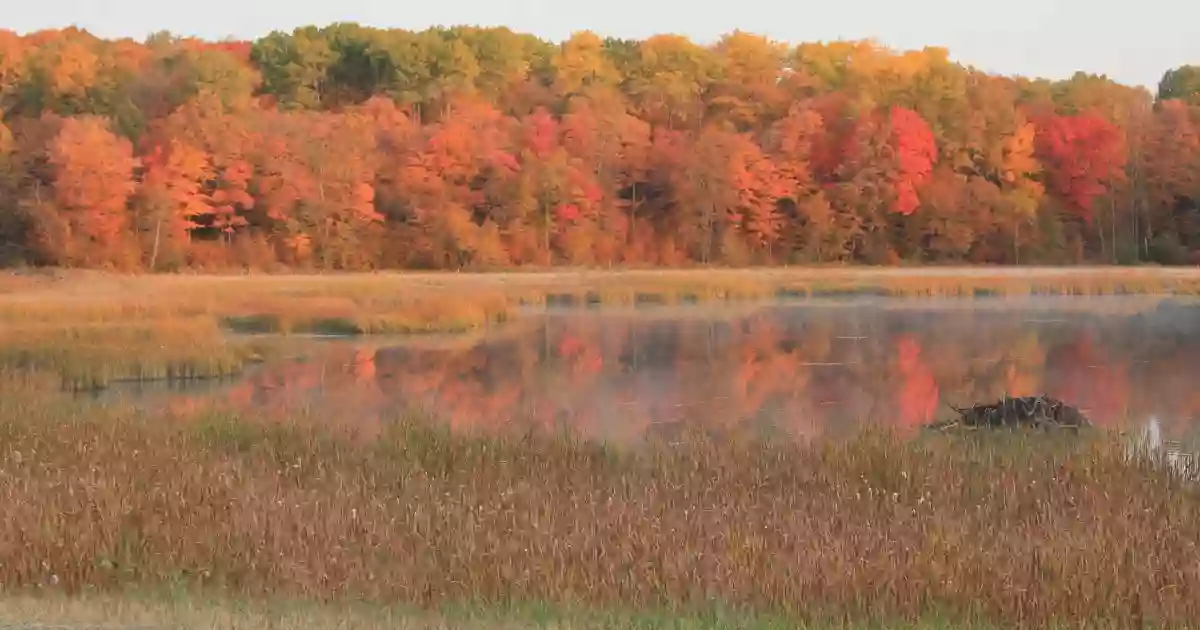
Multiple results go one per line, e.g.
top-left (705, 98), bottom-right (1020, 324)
top-left (925, 394), bottom-right (1092, 432)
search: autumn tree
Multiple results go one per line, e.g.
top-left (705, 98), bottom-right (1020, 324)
top-left (447, 26), bottom-right (554, 107)
top-left (624, 35), bottom-right (717, 130)
top-left (664, 125), bottom-right (787, 264)
top-left (147, 90), bottom-right (261, 260)
top-left (560, 88), bottom-right (651, 261)
top-left (959, 113), bottom-right (1046, 263)
top-left (136, 39), bottom-right (261, 119)
top-left (916, 74), bottom-right (1044, 263)
top-left (887, 105), bottom-right (939, 216)
top-left (1034, 111), bottom-right (1126, 223)
top-left (788, 40), bottom-right (867, 97)
top-left (1142, 99), bottom-right (1200, 260)
top-left (28, 115), bottom-right (139, 267)
top-left (0, 25), bottom-right (1198, 269)
top-left (256, 108), bottom-right (384, 268)
top-left (1051, 72), bottom-right (1149, 131)
top-left (552, 31), bottom-right (621, 100)
top-left (708, 31), bottom-right (787, 130)
top-left (727, 132), bottom-right (790, 258)
top-left (412, 31), bottom-right (483, 119)
top-left (135, 136), bottom-right (212, 268)
top-left (390, 97), bottom-right (518, 268)
top-left (510, 106), bottom-right (613, 264)
top-left (762, 98), bottom-right (860, 261)
top-left (18, 29), bottom-right (102, 116)
top-left (0, 29), bottom-right (26, 114)
top-left (821, 105), bottom-right (937, 262)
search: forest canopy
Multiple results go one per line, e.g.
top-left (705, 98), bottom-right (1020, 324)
top-left (1, 24), bottom-right (1198, 270)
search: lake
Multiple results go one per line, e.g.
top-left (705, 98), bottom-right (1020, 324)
top-left (87, 294), bottom-right (1200, 451)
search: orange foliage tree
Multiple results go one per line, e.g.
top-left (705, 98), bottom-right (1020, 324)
top-left (136, 136), bottom-right (212, 268)
top-left (0, 27), bottom-right (1196, 268)
top-left (35, 115), bottom-right (139, 267)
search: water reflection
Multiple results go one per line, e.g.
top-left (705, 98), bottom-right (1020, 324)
top-left (1128, 416), bottom-right (1200, 480)
top-left (105, 296), bottom-right (1200, 447)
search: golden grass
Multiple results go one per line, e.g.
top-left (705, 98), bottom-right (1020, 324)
top-left (2, 266), bottom-right (1198, 389)
top-left (0, 319), bottom-right (256, 390)
top-left (0, 273), bottom-right (516, 388)
top-left (8, 267), bottom-right (1200, 313)
top-left (1, 375), bottom-right (1198, 629)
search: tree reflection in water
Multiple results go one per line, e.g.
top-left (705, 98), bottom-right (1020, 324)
top-left (104, 297), bottom-right (1200, 450)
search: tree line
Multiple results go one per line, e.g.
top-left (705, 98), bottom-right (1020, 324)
top-left (1, 24), bottom-right (1199, 270)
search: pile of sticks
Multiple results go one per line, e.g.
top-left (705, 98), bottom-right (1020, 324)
top-left (925, 394), bottom-right (1092, 432)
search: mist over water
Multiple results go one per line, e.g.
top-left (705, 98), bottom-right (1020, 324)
top-left (100, 295), bottom-right (1200, 446)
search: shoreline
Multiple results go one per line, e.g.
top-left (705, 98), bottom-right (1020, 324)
top-left (4, 265), bottom-right (1199, 390)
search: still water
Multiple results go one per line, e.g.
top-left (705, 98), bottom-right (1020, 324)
top-left (100, 295), bottom-right (1200, 445)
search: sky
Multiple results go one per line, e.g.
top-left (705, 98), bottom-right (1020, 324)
top-left (6, 0), bottom-right (1197, 90)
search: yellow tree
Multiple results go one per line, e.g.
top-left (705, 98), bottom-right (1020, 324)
top-left (0, 30), bottom-right (26, 111)
top-left (625, 34), bottom-right (717, 130)
top-left (708, 31), bottom-right (787, 130)
top-left (995, 114), bottom-right (1044, 261)
top-left (914, 74), bottom-right (1043, 263)
top-left (18, 29), bottom-right (102, 115)
top-left (551, 31), bottom-right (621, 98)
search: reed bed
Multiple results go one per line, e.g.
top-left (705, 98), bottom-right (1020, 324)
top-left (6, 268), bottom-right (1200, 322)
top-left (0, 274), bottom-right (516, 388)
top-left (0, 319), bottom-right (257, 390)
top-left (1, 377), bottom-right (1198, 629)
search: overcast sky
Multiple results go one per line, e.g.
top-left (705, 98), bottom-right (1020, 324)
top-left (7, 0), bottom-right (1195, 90)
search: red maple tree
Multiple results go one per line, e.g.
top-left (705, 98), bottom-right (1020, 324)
top-left (887, 106), bottom-right (939, 215)
top-left (1034, 110), bottom-right (1126, 222)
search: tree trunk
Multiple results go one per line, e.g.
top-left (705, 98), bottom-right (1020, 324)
top-left (149, 218), bottom-right (162, 271)
top-left (629, 182), bottom-right (637, 246)
top-left (1110, 197), bottom-right (1118, 263)
top-left (542, 189), bottom-right (551, 265)
top-left (1014, 220), bottom-right (1020, 265)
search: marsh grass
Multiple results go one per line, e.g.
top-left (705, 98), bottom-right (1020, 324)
top-left (0, 275), bottom-right (515, 388)
top-left (1, 377), bottom-right (1199, 629)
top-left (0, 319), bottom-right (262, 390)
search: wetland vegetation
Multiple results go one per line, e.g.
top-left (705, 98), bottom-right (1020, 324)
top-left (3, 269), bottom-right (1200, 628)
top-left (4, 370), bottom-right (1200, 629)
